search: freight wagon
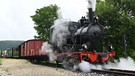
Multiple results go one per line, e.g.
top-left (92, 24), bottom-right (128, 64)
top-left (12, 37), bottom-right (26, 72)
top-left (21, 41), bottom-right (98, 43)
top-left (6, 39), bottom-right (49, 62)
top-left (19, 39), bottom-right (48, 61)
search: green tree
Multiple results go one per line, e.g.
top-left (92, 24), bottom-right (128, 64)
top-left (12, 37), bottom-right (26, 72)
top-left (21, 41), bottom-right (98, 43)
top-left (31, 4), bottom-right (59, 40)
top-left (96, 0), bottom-right (135, 59)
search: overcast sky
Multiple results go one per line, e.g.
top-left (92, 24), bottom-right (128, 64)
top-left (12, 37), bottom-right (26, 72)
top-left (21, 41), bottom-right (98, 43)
top-left (0, 0), bottom-right (88, 40)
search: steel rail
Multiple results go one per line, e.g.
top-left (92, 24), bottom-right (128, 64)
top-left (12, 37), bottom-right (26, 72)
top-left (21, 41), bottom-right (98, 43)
top-left (91, 69), bottom-right (135, 76)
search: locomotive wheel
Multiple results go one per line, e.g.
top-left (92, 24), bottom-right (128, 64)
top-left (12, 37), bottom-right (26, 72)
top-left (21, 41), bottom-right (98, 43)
top-left (62, 58), bottom-right (74, 70)
top-left (62, 54), bottom-right (80, 71)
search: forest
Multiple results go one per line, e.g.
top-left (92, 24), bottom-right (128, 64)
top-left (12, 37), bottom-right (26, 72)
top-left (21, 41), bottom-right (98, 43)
top-left (0, 41), bottom-right (24, 51)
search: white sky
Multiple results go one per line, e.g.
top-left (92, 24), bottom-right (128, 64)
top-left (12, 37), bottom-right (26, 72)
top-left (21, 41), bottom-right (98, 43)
top-left (0, 0), bottom-right (88, 40)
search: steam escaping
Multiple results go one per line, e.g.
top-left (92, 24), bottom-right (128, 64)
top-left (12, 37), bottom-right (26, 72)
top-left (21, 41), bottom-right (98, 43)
top-left (78, 61), bottom-right (102, 72)
top-left (51, 19), bottom-right (71, 48)
top-left (104, 57), bottom-right (135, 71)
top-left (79, 61), bottom-right (91, 72)
top-left (87, 0), bottom-right (97, 11)
top-left (50, 19), bottom-right (79, 49)
top-left (41, 42), bottom-right (57, 62)
top-left (78, 57), bottom-right (135, 72)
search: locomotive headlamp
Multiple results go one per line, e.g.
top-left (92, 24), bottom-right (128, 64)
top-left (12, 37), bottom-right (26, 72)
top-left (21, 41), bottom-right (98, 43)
top-left (82, 44), bottom-right (88, 49)
top-left (110, 46), bottom-right (113, 49)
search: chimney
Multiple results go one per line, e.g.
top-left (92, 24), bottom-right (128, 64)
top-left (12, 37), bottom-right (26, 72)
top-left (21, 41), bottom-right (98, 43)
top-left (88, 8), bottom-right (95, 23)
top-left (88, 0), bottom-right (97, 23)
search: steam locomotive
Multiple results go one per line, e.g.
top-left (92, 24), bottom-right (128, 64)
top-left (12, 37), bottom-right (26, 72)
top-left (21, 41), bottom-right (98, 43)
top-left (50, 8), bottom-right (115, 65)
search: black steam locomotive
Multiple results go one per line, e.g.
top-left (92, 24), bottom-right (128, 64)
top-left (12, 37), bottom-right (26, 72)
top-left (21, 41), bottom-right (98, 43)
top-left (50, 7), bottom-right (115, 64)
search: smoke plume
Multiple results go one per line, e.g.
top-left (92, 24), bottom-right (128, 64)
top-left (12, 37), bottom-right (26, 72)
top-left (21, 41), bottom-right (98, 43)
top-left (51, 19), bottom-right (71, 48)
top-left (41, 42), bottom-right (57, 62)
top-left (87, 0), bottom-right (97, 11)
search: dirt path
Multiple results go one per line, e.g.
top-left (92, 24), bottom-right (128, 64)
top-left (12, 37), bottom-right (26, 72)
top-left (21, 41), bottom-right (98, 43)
top-left (0, 59), bottom-right (81, 76)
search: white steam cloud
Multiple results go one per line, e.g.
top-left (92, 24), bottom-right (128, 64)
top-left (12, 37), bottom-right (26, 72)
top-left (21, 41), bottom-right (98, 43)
top-left (41, 19), bottom-right (72, 61)
top-left (78, 61), bottom-right (102, 73)
top-left (88, 0), bottom-right (97, 11)
top-left (51, 19), bottom-right (71, 47)
top-left (104, 57), bottom-right (135, 70)
top-left (41, 42), bottom-right (57, 62)
top-left (78, 57), bottom-right (135, 72)
top-left (79, 61), bottom-right (91, 72)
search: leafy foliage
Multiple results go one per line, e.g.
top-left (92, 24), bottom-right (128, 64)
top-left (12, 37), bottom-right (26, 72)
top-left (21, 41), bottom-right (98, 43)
top-left (31, 4), bottom-right (59, 40)
top-left (96, 0), bottom-right (135, 59)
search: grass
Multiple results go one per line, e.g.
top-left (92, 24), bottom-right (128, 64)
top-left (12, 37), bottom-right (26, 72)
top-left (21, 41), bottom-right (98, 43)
top-left (0, 58), bottom-right (2, 65)
top-left (4, 68), bottom-right (9, 72)
top-left (4, 68), bottom-right (11, 75)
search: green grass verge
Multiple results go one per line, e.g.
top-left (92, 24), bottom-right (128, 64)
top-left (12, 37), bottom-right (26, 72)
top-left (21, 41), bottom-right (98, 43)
top-left (0, 58), bottom-right (2, 65)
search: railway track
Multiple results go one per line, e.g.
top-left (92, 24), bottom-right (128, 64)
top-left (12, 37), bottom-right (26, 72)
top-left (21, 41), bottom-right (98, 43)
top-left (91, 69), bottom-right (135, 76)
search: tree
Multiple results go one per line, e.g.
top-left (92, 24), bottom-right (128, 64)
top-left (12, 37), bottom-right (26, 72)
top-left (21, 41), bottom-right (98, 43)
top-left (31, 4), bottom-right (59, 40)
top-left (96, 0), bottom-right (135, 59)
